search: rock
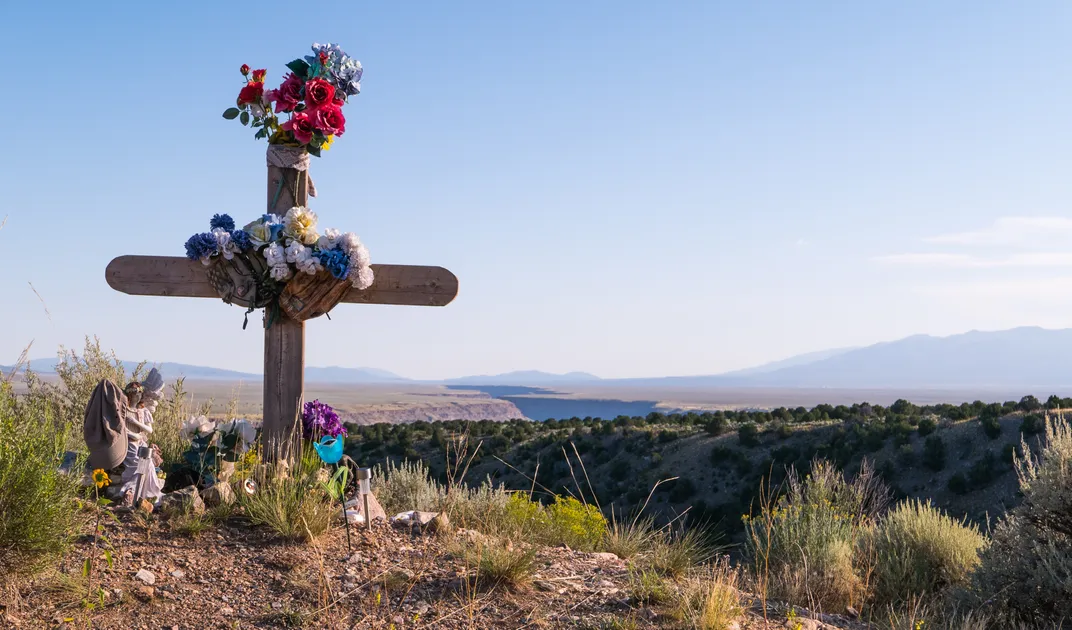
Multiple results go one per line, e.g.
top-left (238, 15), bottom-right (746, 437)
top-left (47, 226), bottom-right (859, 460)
top-left (170, 570), bottom-right (185, 579)
top-left (135, 498), bottom-right (154, 515)
top-left (344, 492), bottom-right (387, 523)
top-left (589, 552), bottom-right (621, 562)
top-left (201, 482), bottom-right (235, 507)
top-left (159, 486), bottom-right (205, 516)
top-left (845, 606), bottom-right (860, 619)
top-left (427, 511), bottom-right (452, 535)
top-left (135, 585), bottom-right (154, 601)
top-left (134, 569), bottom-right (156, 585)
top-left (220, 606), bottom-right (234, 616)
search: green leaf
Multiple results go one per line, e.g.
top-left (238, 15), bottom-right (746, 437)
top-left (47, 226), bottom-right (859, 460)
top-left (82, 557), bottom-right (91, 577)
top-left (240, 111), bottom-right (250, 126)
top-left (103, 549), bottom-right (114, 569)
top-left (222, 108), bottom-right (241, 120)
top-left (308, 146), bottom-right (322, 157)
top-left (254, 128), bottom-right (268, 140)
top-left (286, 58), bottom-right (310, 77)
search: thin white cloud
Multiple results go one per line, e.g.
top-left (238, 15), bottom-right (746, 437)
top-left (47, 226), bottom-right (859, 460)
top-left (924, 216), bottom-right (1072, 246)
top-left (874, 252), bottom-right (1072, 268)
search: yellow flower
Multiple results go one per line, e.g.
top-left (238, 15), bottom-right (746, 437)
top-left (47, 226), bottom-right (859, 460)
top-left (92, 469), bottom-right (110, 489)
top-left (321, 135), bottom-right (335, 151)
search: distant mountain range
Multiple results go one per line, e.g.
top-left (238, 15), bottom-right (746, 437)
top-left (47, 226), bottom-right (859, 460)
top-left (7, 327), bottom-right (1072, 389)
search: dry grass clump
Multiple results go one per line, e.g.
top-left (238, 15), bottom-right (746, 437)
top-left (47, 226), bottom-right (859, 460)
top-left (451, 537), bottom-right (538, 590)
top-left (602, 514), bottom-right (657, 560)
top-left (240, 466), bottom-right (335, 541)
top-left (671, 557), bottom-right (743, 630)
top-left (870, 499), bottom-right (986, 607)
top-left (646, 526), bottom-right (714, 580)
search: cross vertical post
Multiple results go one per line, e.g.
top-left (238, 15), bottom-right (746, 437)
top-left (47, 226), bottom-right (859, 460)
top-left (262, 164), bottom-right (311, 458)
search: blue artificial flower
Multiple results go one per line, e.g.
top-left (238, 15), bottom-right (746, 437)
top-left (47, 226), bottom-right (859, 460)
top-left (230, 229), bottom-right (253, 251)
top-left (316, 248), bottom-right (351, 279)
top-left (184, 232), bottom-right (217, 260)
top-left (307, 42), bottom-right (362, 96)
top-left (269, 223), bottom-right (285, 242)
top-left (210, 214), bottom-right (236, 232)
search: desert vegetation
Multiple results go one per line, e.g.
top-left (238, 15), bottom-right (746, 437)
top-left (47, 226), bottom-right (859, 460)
top-left (5, 339), bottom-right (1072, 628)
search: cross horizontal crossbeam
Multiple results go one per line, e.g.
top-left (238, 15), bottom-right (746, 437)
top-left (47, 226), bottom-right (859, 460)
top-left (106, 255), bottom-right (458, 307)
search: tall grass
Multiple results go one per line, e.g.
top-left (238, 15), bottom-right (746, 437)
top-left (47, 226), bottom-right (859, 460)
top-left (240, 465), bottom-right (335, 541)
top-left (672, 557), bottom-right (743, 630)
top-left (0, 381), bottom-right (83, 574)
top-left (744, 459), bottom-right (888, 612)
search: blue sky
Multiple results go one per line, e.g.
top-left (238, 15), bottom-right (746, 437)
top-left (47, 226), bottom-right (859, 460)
top-left (4, 2), bottom-right (1072, 379)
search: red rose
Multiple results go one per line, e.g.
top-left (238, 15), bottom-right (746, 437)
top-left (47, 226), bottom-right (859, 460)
top-left (266, 73), bottom-right (303, 113)
top-left (304, 78), bottom-right (335, 109)
top-left (240, 64), bottom-right (250, 76)
top-left (252, 68), bottom-right (266, 83)
top-left (237, 81), bottom-right (263, 105)
top-left (282, 112), bottom-right (316, 144)
top-left (313, 104), bottom-right (346, 136)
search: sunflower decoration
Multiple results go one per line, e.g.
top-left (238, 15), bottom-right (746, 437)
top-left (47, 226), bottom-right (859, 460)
top-left (91, 468), bottom-right (111, 489)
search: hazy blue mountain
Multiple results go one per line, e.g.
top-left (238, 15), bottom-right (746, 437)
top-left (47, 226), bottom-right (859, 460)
top-left (444, 370), bottom-right (602, 386)
top-left (718, 347), bottom-right (857, 377)
top-left (614, 327), bottom-right (1072, 389)
top-left (304, 366), bottom-right (409, 383)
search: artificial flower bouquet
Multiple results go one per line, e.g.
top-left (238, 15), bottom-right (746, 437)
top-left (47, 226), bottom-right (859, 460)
top-left (184, 211), bottom-right (373, 289)
top-left (223, 43), bottom-right (361, 156)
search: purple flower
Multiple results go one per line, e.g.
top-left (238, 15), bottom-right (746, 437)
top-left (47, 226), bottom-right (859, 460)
top-left (210, 214), bottom-right (236, 232)
top-left (184, 232), bottom-right (217, 260)
top-left (301, 399), bottom-right (346, 439)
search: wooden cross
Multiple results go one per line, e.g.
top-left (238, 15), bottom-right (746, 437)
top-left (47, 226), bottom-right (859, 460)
top-left (105, 161), bottom-right (458, 455)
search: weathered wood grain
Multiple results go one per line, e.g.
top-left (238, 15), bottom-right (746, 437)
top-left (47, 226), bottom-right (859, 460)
top-left (263, 166), bottom-right (309, 459)
top-left (278, 270), bottom-right (351, 321)
top-left (106, 256), bottom-right (459, 307)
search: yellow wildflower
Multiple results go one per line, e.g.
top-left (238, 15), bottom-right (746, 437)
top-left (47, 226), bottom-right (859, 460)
top-left (92, 469), bottom-right (110, 489)
top-left (321, 135), bottom-right (335, 151)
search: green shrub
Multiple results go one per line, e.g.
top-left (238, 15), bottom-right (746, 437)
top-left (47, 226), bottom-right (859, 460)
top-left (917, 417), bottom-right (937, 437)
top-left (974, 417), bottom-right (1072, 623)
top-left (373, 459), bottom-right (446, 515)
top-left (743, 460), bottom-right (888, 611)
top-left (981, 416), bottom-right (1002, 440)
top-left (738, 423), bottom-right (760, 448)
top-left (1020, 413), bottom-right (1045, 435)
top-left (947, 472), bottom-right (969, 495)
top-left (0, 383), bottom-right (83, 574)
top-left (923, 435), bottom-right (946, 471)
top-left (870, 499), bottom-right (986, 606)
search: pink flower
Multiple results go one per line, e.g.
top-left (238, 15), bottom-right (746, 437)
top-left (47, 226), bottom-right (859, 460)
top-left (313, 104), bottom-right (346, 136)
top-left (304, 78), bottom-right (335, 109)
top-left (282, 112), bottom-right (316, 145)
top-left (266, 73), bottom-right (304, 113)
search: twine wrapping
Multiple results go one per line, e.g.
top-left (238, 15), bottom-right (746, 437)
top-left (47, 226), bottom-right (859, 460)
top-left (266, 145), bottom-right (317, 198)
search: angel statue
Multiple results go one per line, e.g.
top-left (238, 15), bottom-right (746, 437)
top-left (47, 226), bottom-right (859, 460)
top-left (117, 368), bottom-right (167, 506)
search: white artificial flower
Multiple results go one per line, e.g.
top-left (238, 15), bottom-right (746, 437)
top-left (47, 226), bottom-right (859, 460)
top-left (180, 415), bottom-right (216, 441)
top-left (318, 227), bottom-right (342, 251)
top-left (219, 419), bottom-right (257, 453)
top-left (264, 213), bottom-right (283, 225)
top-left (284, 239), bottom-right (310, 264)
top-left (200, 256), bottom-right (213, 267)
top-left (264, 242), bottom-right (287, 267)
top-left (270, 264), bottom-right (292, 281)
top-left (340, 231), bottom-right (361, 254)
top-left (213, 228), bottom-right (238, 260)
top-left (245, 221), bottom-right (273, 247)
top-left (297, 256), bottom-right (323, 276)
top-left (349, 242), bottom-right (370, 268)
top-left (350, 265), bottom-right (374, 290)
top-left (284, 206), bottom-right (319, 245)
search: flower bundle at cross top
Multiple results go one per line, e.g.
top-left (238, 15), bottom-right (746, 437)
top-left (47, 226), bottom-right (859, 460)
top-left (302, 399), bottom-right (346, 439)
top-left (184, 210), bottom-right (374, 289)
top-left (223, 43), bottom-right (362, 156)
